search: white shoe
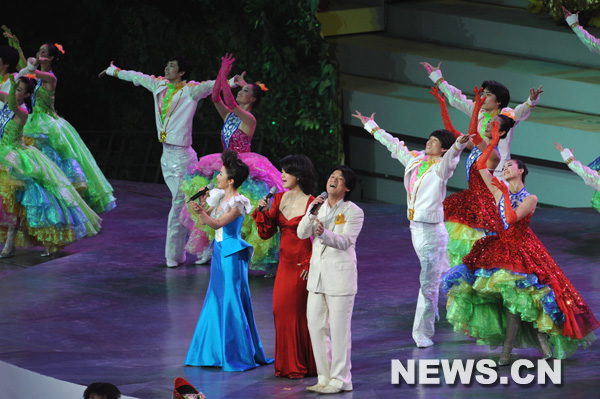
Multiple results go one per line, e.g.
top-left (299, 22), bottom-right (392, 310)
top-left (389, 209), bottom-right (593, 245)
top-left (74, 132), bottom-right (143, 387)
top-left (306, 384), bottom-right (326, 392)
top-left (414, 335), bottom-right (434, 348)
top-left (167, 253), bottom-right (187, 268)
top-left (318, 385), bottom-right (342, 394)
top-left (195, 248), bottom-right (212, 265)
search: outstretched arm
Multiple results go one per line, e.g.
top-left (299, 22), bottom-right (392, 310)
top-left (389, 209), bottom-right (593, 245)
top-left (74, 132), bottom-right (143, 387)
top-left (2, 25), bottom-right (27, 70)
top-left (556, 143), bottom-right (600, 191)
top-left (352, 110), bottom-right (416, 167)
top-left (564, 6), bottom-right (600, 55)
top-left (212, 55), bottom-right (231, 120)
top-left (421, 61), bottom-right (475, 117)
top-left (430, 86), bottom-right (461, 138)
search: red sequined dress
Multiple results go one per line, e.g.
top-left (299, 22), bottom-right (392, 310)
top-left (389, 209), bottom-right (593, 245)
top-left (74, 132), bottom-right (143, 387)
top-left (179, 112), bottom-right (283, 268)
top-left (443, 147), bottom-right (498, 266)
top-left (251, 192), bottom-right (317, 378)
top-left (442, 187), bottom-right (599, 358)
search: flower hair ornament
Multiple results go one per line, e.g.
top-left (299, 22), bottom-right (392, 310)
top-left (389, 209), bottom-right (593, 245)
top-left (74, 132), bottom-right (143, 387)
top-left (501, 109), bottom-right (515, 120)
top-left (54, 43), bottom-right (65, 54)
top-left (256, 81), bottom-right (268, 92)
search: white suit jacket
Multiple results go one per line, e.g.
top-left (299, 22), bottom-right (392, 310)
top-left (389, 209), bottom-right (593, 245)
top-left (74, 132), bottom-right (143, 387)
top-left (297, 199), bottom-right (364, 296)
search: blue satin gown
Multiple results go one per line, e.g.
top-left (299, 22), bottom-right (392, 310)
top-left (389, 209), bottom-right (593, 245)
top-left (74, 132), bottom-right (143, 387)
top-left (185, 215), bottom-right (273, 371)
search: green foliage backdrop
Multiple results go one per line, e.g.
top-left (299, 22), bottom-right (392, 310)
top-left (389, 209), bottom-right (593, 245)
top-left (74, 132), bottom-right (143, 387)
top-left (4, 0), bottom-right (342, 184)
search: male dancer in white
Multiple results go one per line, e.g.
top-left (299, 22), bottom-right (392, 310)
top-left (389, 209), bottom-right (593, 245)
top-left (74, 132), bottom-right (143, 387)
top-left (298, 166), bottom-right (364, 394)
top-left (99, 57), bottom-right (237, 267)
top-left (353, 110), bottom-right (469, 347)
top-left (420, 62), bottom-right (542, 179)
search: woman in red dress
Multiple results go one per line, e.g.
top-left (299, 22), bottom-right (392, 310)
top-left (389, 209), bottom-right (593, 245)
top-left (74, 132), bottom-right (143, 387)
top-left (442, 123), bottom-right (599, 365)
top-left (431, 86), bottom-right (510, 266)
top-left (252, 154), bottom-right (317, 378)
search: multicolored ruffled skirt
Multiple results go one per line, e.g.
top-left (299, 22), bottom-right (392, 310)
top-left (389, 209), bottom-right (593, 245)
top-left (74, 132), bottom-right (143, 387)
top-left (441, 264), bottom-right (597, 359)
top-left (24, 111), bottom-right (116, 214)
top-left (0, 144), bottom-right (102, 252)
top-left (179, 152), bottom-right (283, 269)
top-left (445, 221), bottom-right (486, 268)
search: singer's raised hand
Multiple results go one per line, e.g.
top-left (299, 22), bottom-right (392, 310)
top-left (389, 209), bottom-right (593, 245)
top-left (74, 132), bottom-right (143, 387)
top-left (309, 195), bottom-right (325, 210)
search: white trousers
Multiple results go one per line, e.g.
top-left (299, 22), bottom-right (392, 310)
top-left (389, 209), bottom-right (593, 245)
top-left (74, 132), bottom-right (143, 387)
top-left (307, 292), bottom-right (355, 390)
top-left (161, 144), bottom-right (197, 262)
top-left (409, 221), bottom-right (449, 343)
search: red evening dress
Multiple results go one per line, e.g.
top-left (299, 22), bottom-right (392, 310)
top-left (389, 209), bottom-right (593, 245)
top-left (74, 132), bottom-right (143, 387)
top-left (252, 192), bottom-right (317, 378)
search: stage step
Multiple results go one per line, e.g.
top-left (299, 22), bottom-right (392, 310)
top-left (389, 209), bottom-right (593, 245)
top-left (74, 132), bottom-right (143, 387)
top-left (385, 0), bottom-right (600, 69)
top-left (341, 73), bottom-right (600, 208)
top-left (317, 0), bottom-right (385, 37)
top-left (329, 33), bottom-right (600, 115)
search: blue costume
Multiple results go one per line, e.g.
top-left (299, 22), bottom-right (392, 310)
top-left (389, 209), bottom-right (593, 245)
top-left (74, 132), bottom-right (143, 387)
top-left (185, 190), bottom-right (273, 371)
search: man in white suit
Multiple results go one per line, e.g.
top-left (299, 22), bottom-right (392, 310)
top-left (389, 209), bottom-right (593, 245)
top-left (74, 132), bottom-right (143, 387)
top-left (298, 165), bottom-right (364, 394)
top-left (353, 110), bottom-right (469, 348)
top-left (100, 57), bottom-right (237, 267)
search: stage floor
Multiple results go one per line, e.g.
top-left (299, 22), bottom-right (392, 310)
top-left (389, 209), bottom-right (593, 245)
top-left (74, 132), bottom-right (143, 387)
top-left (0, 180), bottom-right (599, 398)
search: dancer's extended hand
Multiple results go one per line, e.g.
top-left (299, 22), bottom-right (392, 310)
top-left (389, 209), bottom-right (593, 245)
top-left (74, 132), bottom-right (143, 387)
top-left (98, 61), bottom-right (116, 78)
top-left (233, 71), bottom-right (247, 87)
top-left (351, 110), bottom-right (375, 125)
top-left (420, 61), bottom-right (442, 75)
top-left (529, 85), bottom-right (544, 101)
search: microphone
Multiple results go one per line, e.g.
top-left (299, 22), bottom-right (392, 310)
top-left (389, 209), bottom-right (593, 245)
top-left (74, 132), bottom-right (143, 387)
top-left (309, 192), bottom-right (328, 215)
top-left (258, 186), bottom-right (277, 212)
top-left (187, 183), bottom-right (215, 203)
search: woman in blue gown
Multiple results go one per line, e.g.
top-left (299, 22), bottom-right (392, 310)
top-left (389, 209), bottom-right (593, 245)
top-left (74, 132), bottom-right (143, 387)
top-left (184, 149), bottom-right (273, 371)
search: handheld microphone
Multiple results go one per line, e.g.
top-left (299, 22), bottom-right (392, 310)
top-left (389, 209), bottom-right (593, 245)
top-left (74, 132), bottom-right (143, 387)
top-left (309, 192), bottom-right (328, 215)
top-left (188, 183), bottom-right (215, 203)
top-left (258, 187), bottom-right (277, 212)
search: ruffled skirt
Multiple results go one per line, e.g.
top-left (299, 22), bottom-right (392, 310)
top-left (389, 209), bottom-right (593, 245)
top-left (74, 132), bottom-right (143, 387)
top-left (441, 264), bottom-right (597, 359)
top-left (0, 144), bottom-right (101, 251)
top-left (24, 111), bottom-right (116, 213)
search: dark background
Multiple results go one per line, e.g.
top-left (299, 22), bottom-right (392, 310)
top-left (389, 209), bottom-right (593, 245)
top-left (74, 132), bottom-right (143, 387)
top-left (2, 0), bottom-right (342, 185)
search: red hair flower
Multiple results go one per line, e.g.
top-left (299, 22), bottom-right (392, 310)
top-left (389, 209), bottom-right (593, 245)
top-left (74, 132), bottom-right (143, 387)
top-left (256, 81), bottom-right (268, 92)
top-left (54, 43), bottom-right (65, 54)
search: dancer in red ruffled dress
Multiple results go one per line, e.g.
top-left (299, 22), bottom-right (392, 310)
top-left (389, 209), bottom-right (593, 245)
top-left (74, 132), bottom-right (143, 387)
top-left (442, 123), bottom-right (599, 364)
top-left (431, 86), bottom-right (513, 266)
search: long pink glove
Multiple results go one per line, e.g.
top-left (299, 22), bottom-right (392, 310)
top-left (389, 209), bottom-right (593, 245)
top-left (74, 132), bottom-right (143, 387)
top-left (212, 54), bottom-right (234, 103)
